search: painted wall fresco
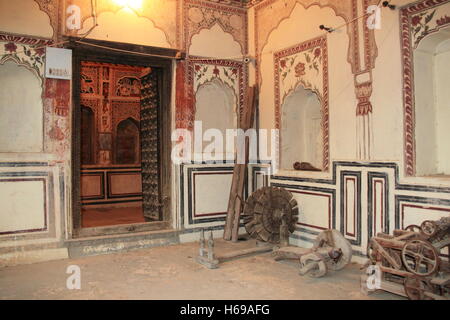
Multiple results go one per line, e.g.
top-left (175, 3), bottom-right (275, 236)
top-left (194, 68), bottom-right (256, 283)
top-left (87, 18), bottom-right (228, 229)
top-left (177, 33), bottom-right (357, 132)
top-left (64, 0), bottom-right (178, 48)
top-left (184, 0), bottom-right (248, 54)
top-left (253, 0), bottom-right (380, 160)
top-left (184, 57), bottom-right (246, 149)
top-left (2, 0), bottom-right (450, 267)
top-left (0, 0), bottom-right (54, 38)
top-left (0, 35), bottom-right (50, 84)
top-left (80, 61), bottom-right (143, 165)
top-left (274, 36), bottom-right (329, 170)
top-left (400, 0), bottom-right (450, 176)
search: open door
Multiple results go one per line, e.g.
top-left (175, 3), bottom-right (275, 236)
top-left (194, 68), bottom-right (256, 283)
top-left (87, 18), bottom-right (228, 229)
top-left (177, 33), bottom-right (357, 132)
top-left (140, 68), bottom-right (162, 221)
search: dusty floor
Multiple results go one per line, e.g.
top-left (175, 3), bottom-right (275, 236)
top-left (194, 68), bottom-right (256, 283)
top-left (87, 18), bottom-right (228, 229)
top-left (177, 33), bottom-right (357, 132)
top-left (0, 240), bottom-right (403, 300)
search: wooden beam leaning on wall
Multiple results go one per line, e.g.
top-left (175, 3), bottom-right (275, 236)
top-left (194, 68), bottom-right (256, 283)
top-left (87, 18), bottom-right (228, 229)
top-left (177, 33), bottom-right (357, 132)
top-left (223, 86), bottom-right (258, 242)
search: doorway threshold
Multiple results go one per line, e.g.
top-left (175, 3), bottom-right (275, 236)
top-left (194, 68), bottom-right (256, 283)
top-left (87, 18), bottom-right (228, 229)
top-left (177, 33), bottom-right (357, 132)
top-left (66, 227), bottom-right (179, 258)
top-left (74, 221), bottom-right (171, 238)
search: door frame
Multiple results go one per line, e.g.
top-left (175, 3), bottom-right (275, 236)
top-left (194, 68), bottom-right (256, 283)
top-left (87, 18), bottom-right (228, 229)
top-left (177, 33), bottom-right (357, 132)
top-left (66, 37), bottom-right (180, 238)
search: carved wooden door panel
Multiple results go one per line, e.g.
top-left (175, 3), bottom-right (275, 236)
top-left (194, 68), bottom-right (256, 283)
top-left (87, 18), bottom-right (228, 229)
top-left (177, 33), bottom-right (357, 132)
top-left (140, 69), bottom-right (161, 221)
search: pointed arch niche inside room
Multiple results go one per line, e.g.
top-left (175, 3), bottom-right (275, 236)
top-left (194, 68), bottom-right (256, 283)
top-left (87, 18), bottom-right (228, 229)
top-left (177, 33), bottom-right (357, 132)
top-left (195, 78), bottom-right (238, 160)
top-left (414, 26), bottom-right (450, 177)
top-left (68, 39), bottom-right (177, 237)
top-left (280, 85), bottom-right (323, 171)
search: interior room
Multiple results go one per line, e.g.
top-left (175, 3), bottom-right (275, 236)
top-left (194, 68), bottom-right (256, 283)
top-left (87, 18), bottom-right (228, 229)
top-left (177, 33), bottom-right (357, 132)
top-left (0, 0), bottom-right (449, 301)
top-left (80, 61), bottom-right (146, 228)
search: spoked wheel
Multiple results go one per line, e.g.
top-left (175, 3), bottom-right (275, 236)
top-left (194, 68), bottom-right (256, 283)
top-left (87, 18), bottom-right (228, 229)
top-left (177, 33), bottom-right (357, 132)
top-left (243, 187), bottom-right (298, 244)
top-left (405, 225), bottom-right (422, 233)
top-left (404, 276), bottom-right (436, 300)
top-left (401, 240), bottom-right (440, 277)
top-left (421, 220), bottom-right (438, 238)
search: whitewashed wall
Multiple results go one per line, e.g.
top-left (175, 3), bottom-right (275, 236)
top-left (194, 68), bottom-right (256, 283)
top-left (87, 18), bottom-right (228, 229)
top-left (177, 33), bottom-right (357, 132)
top-left (251, 0), bottom-right (450, 261)
top-left (1, 0), bottom-right (450, 266)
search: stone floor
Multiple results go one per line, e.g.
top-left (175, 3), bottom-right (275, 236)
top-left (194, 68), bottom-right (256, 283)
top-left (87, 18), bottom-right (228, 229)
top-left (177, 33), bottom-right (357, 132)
top-left (82, 204), bottom-right (145, 228)
top-left (0, 240), bottom-right (403, 300)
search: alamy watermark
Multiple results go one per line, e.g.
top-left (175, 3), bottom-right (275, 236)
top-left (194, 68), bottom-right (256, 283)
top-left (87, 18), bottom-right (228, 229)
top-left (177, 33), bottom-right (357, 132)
top-left (367, 5), bottom-right (382, 30)
top-left (171, 121), bottom-right (280, 173)
top-left (366, 265), bottom-right (382, 290)
top-left (66, 265), bottom-right (81, 290)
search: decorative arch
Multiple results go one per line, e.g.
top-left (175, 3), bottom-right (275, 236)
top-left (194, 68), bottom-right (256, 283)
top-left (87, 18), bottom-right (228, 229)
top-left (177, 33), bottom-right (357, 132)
top-left (0, 55), bottom-right (42, 85)
top-left (195, 77), bottom-right (238, 157)
top-left (115, 117), bottom-right (141, 164)
top-left (64, 0), bottom-right (176, 47)
top-left (184, 0), bottom-right (248, 55)
top-left (195, 76), bottom-right (238, 117)
top-left (33, 0), bottom-right (57, 38)
top-left (189, 23), bottom-right (243, 58)
top-left (400, 0), bottom-right (450, 176)
top-left (80, 106), bottom-right (95, 164)
top-left (0, 35), bottom-right (52, 86)
top-left (187, 57), bottom-right (246, 128)
top-left (274, 36), bottom-right (329, 170)
top-left (77, 8), bottom-right (172, 48)
top-left (280, 85), bottom-right (323, 171)
top-left (0, 60), bottom-right (44, 153)
top-left (254, 0), bottom-right (354, 83)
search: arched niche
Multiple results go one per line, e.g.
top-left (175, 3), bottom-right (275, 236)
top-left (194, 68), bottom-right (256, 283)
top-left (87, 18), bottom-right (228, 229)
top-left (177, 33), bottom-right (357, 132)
top-left (0, 0), bottom-right (53, 38)
top-left (81, 106), bottom-right (95, 165)
top-left (280, 85), bottom-right (323, 171)
top-left (414, 26), bottom-right (450, 176)
top-left (78, 8), bottom-right (170, 48)
top-left (115, 118), bottom-right (140, 164)
top-left (195, 78), bottom-right (237, 157)
top-left (189, 24), bottom-right (243, 60)
top-left (0, 60), bottom-right (43, 153)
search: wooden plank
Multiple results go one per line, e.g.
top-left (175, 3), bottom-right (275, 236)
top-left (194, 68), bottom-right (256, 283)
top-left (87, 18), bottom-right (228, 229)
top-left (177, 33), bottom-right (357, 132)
top-left (224, 86), bottom-right (258, 242)
top-left (372, 239), bottom-right (402, 269)
top-left (431, 274), bottom-right (450, 286)
top-left (217, 245), bottom-right (274, 262)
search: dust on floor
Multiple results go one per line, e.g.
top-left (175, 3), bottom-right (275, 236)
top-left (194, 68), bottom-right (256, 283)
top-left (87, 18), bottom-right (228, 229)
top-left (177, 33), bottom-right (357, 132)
top-left (0, 240), bottom-right (403, 300)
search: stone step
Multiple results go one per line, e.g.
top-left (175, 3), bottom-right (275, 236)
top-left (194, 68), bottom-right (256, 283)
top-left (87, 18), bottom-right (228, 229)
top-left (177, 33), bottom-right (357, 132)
top-left (66, 229), bottom-right (180, 258)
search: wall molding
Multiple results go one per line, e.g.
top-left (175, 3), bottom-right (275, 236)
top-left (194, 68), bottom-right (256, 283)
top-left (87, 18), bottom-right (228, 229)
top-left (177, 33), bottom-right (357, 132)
top-left (367, 172), bottom-right (389, 239)
top-left (0, 162), bottom-right (64, 242)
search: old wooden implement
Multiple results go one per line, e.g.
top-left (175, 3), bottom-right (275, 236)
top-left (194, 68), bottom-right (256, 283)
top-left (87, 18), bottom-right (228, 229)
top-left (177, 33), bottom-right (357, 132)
top-left (362, 217), bottom-right (450, 300)
top-left (273, 229), bottom-right (353, 278)
top-left (223, 86), bottom-right (258, 242)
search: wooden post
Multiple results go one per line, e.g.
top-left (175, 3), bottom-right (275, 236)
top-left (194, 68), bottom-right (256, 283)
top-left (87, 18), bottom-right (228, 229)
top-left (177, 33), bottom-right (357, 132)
top-left (223, 86), bottom-right (258, 242)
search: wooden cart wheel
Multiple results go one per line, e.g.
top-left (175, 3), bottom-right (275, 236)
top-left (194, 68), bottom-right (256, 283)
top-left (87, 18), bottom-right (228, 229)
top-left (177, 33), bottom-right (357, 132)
top-left (420, 220), bottom-right (438, 238)
top-left (404, 276), bottom-right (435, 300)
top-left (401, 240), bottom-right (440, 277)
top-left (405, 225), bottom-right (422, 233)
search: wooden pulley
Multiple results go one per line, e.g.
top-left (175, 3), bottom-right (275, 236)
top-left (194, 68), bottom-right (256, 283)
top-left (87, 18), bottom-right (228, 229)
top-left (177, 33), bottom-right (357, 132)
top-left (242, 187), bottom-right (299, 244)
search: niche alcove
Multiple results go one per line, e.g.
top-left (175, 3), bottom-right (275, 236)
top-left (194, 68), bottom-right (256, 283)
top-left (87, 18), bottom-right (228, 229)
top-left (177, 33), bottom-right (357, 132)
top-left (280, 85), bottom-right (323, 171)
top-left (414, 26), bottom-right (450, 176)
top-left (195, 78), bottom-right (237, 159)
top-left (0, 60), bottom-right (43, 153)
